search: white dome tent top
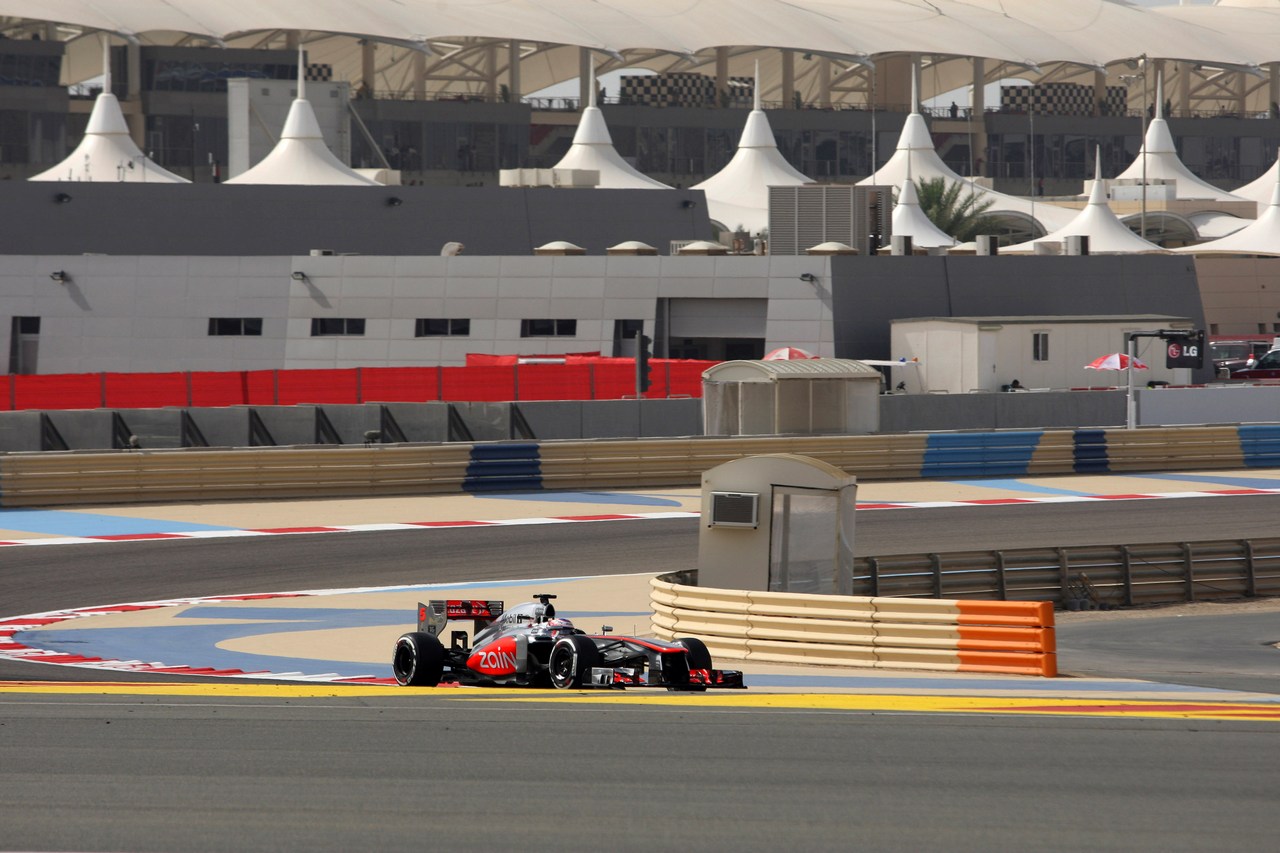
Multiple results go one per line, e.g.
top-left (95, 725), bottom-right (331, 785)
top-left (890, 160), bottom-right (957, 249)
top-left (551, 63), bottom-right (670, 190)
top-left (1113, 75), bottom-right (1244, 203)
top-left (1229, 156), bottom-right (1280, 215)
top-left (225, 48), bottom-right (378, 187)
top-left (1174, 174), bottom-right (1280, 257)
top-left (1002, 151), bottom-right (1168, 255)
top-left (30, 38), bottom-right (187, 184)
top-left (858, 65), bottom-right (1075, 233)
top-left (692, 61), bottom-right (812, 234)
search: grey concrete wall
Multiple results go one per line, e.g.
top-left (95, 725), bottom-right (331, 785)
top-left (382, 403), bottom-right (449, 443)
top-left (516, 402), bottom-right (586, 440)
top-left (254, 406), bottom-right (323, 446)
top-left (44, 410), bottom-right (115, 450)
top-left (1138, 386), bottom-right (1280, 426)
top-left (116, 409), bottom-right (185, 450)
top-left (0, 412), bottom-right (42, 452)
top-left (190, 408), bottom-right (255, 448)
top-left (4, 184), bottom-right (711, 256)
top-left (879, 391), bottom-right (1127, 432)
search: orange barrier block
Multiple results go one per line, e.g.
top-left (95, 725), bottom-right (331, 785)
top-left (958, 651), bottom-right (1058, 678)
top-left (956, 600), bottom-right (1055, 628)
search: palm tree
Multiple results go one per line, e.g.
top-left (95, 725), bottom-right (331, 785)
top-left (913, 177), bottom-right (998, 243)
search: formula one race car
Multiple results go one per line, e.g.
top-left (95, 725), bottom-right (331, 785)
top-left (392, 594), bottom-right (744, 690)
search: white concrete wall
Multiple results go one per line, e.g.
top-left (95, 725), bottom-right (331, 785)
top-left (0, 254), bottom-right (832, 373)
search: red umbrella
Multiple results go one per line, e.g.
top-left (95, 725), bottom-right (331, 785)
top-left (763, 346), bottom-right (817, 361)
top-left (1085, 353), bottom-right (1148, 370)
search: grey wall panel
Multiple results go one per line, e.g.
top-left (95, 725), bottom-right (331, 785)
top-left (189, 408), bottom-right (254, 448)
top-left (381, 403), bottom-right (449, 443)
top-left (7, 184), bottom-right (711, 257)
top-left (582, 400), bottom-right (643, 438)
top-left (454, 402), bottom-right (512, 442)
top-left (1137, 387), bottom-right (1280, 426)
top-left (515, 402), bottom-right (584, 440)
top-left (880, 391), bottom-right (1129, 433)
top-left (254, 406), bottom-right (321, 446)
top-left (116, 409), bottom-right (184, 449)
top-left (320, 405), bottom-right (384, 445)
top-left (994, 391), bottom-right (1125, 430)
top-left (639, 399), bottom-right (701, 436)
top-left (45, 411), bottom-right (114, 450)
top-left (0, 412), bottom-right (42, 452)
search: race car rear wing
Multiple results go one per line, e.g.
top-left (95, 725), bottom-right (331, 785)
top-left (417, 600), bottom-right (504, 638)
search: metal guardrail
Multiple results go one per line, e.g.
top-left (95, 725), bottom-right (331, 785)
top-left (649, 575), bottom-right (1057, 677)
top-left (1, 425), bottom-right (1277, 507)
top-left (857, 539), bottom-right (1280, 607)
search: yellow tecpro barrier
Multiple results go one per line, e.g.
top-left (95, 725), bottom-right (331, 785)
top-left (650, 576), bottom-right (1057, 677)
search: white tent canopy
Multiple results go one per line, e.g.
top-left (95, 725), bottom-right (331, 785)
top-left (1001, 158), bottom-right (1167, 255)
top-left (692, 63), bottom-right (811, 233)
top-left (1174, 178), bottom-right (1280, 257)
top-left (29, 40), bottom-right (187, 183)
top-left (891, 173), bottom-right (956, 250)
top-left (5, 1), bottom-right (1265, 69)
top-left (551, 65), bottom-right (670, 190)
top-left (1113, 80), bottom-right (1245, 203)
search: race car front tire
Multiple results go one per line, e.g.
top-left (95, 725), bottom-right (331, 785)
top-left (548, 635), bottom-right (600, 689)
top-left (675, 637), bottom-right (713, 671)
top-left (393, 632), bottom-right (445, 687)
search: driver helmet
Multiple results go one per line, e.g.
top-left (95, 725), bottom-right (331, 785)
top-left (545, 617), bottom-right (575, 632)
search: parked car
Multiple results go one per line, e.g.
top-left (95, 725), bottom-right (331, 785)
top-left (1230, 349), bottom-right (1280, 380)
top-left (1211, 338), bottom-right (1276, 374)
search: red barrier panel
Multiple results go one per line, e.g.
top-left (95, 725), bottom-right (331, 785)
top-left (0, 375), bottom-right (10, 411)
top-left (244, 371), bottom-right (279, 405)
top-left (190, 371), bottom-right (251, 407)
top-left (441, 366), bottom-right (516, 401)
top-left (13, 373), bottom-right (102, 410)
top-left (592, 362), bottom-right (638, 399)
top-left (666, 362), bottom-right (709, 397)
top-left (276, 369), bottom-right (360, 405)
top-left (517, 364), bottom-right (593, 400)
top-left (104, 372), bottom-right (188, 409)
top-left (359, 367), bottom-right (440, 402)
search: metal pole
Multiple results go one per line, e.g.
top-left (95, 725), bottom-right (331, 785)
top-left (1126, 333), bottom-right (1137, 430)
top-left (1141, 55), bottom-right (1148, 241)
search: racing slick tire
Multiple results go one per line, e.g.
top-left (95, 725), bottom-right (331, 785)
top-left (675, 637), bottom-right (713, 671)
top-left (548, 635), bottom-right (600, 689)
top-left (393, 632), bottom-right (445, 687)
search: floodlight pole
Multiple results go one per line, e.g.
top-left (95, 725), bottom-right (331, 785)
top-left (1141, 54), bottom-right (1148, 242)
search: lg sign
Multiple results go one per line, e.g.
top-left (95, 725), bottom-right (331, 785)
top-left (1165, 333), bottom-right (1204, 369)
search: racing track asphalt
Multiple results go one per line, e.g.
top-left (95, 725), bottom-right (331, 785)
top-left (3, 495), bottom-right (1280, 851)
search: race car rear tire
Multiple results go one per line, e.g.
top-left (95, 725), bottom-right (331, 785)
top-left (548, 635), bottom-right (599, 689)
top-left (675, 637), bottom-right (713, 671)
top-left (393, 632), bottom-right (445, 687)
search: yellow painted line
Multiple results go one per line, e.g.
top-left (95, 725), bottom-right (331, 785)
top-left (2, 682), bottom-right (1279, 721)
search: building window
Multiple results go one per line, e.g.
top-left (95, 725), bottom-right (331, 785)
top-left (521, 319), bottom-right (577, 337)
top-left (311, 318), bottom-right (366, 336)
top-left (15, 316), bottom-right (40, 335)
top-left (415, 318), bottom-right (470, 337)
top-left (208, 317), bottom-right (263, 336)
top-left (1032, 332), bottom-right (1049, 361)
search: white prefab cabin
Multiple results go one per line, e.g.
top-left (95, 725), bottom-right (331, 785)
top-left (890, 315), bottom-right (1196, 395)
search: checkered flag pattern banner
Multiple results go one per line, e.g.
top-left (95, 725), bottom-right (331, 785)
top-left (1001, 83), bottom-right (1128, 117)
top-left (620, 73), bottom-right (753, 107)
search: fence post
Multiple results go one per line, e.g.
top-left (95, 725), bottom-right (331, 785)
top-left (929, 553), bottom-right (942, 598)
top-left (273, 370), bottom-right (280, 405)
top-left (100, 372), bottom-right (107, 407)
top-left (1181, 542), bottom-right (1195, 603)
top-left (1244, 539), bottom-right (1257, 597)
top-left (994, 550), bottom-right (1008, 600)
top-left (867, 556), bottom-right (880, 597)
top-left (356, 367), bottom-right (363, 404)
top-left (186, 371), bottom-right (193, 407)
top-left (1057, 547), bottom-right (1070, 604)
top-left (1121, 545), bottom-right (1134, 606)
